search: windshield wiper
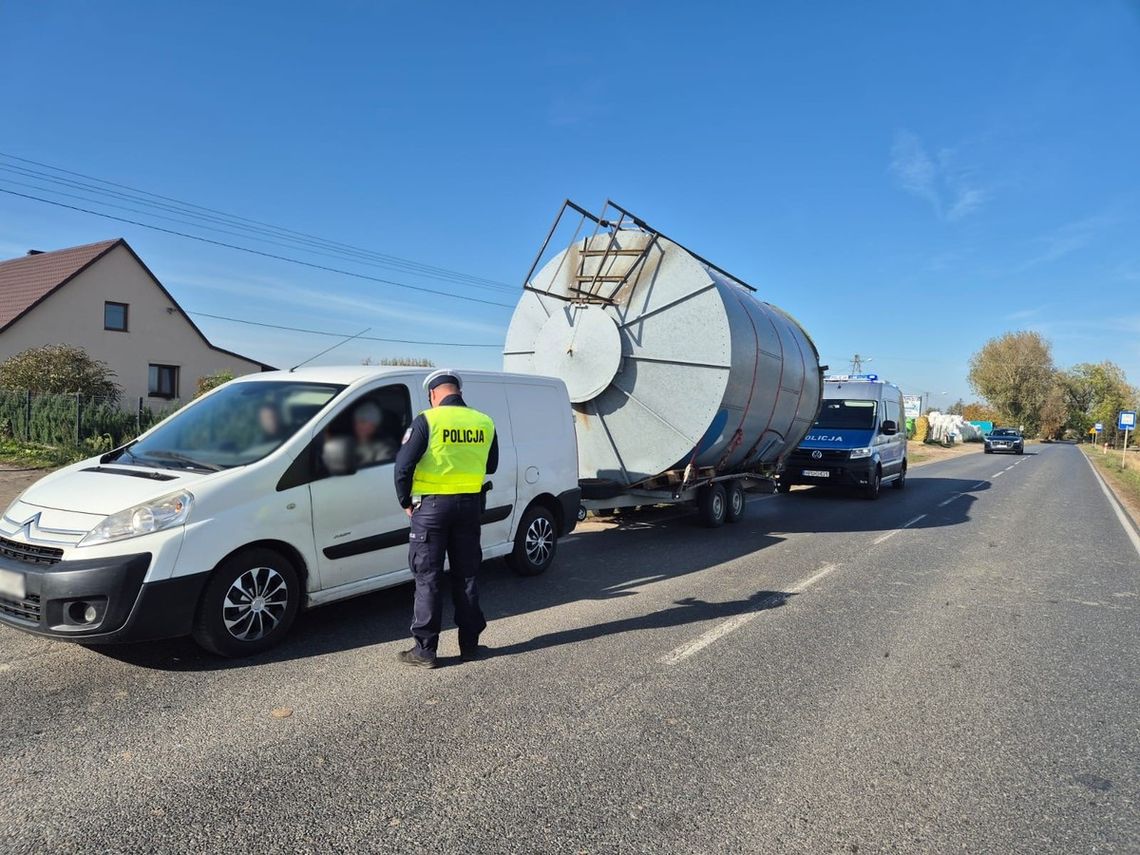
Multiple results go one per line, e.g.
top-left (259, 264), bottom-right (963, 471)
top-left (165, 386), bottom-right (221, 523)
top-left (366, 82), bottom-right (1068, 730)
top-left (143, 451), bottom-right (224, 472)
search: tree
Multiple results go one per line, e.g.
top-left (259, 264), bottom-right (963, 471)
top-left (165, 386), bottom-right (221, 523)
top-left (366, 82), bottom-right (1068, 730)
top-left (1037, 377), bottom-right (1072, 440)
top-left (362, 357), bottom-right (435, 367)
top-left (961, 401), bottom-right (1000, 423)
top-left (1068, 361), bottom-right (1138, 441)
top-left (0, 344), bottom-right (120, 400)
top-left (967, 332), bottom-right (1055, 434)
top-left (947, 399), bottom-right (967, 416)
top-left (195, 370), bottom-right (235, 398)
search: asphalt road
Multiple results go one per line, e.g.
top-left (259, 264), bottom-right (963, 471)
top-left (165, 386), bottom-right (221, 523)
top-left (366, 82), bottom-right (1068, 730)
top-left (1, 444), bottom-right (1138, 854)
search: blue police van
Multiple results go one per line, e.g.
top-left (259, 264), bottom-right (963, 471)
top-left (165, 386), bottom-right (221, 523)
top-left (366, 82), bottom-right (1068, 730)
top-left (776, 374), bottom-right (908, 500)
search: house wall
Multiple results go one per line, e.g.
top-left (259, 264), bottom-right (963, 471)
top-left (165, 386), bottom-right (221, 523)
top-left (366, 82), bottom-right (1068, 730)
top-left (0, 244), bottom-right (265, 405)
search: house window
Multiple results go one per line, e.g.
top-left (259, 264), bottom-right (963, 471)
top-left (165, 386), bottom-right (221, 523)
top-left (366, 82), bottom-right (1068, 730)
top-left (104, 301), bottom-right (129, 332)
top-left (148, 364), bottom-right (179, 399)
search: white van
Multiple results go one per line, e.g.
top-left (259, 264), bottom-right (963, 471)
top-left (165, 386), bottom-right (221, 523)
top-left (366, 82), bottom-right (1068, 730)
top-left (0, 367), bottom-right (580, 656)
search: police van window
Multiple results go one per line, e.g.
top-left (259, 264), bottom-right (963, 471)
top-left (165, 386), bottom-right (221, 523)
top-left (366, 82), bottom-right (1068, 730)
top-left (325, 384), bottom-right (412, 469)
top-left (813, 399), bottom-right (878, 430)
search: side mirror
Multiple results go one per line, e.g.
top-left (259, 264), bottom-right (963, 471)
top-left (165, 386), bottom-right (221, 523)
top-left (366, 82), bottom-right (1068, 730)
top-left (881, 420), bottom-right (898, 436)
top-left (321, 436), bottom-right (358, 477)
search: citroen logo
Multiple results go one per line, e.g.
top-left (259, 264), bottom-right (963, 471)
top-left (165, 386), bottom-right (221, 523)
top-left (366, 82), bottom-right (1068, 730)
top-left (811, 450), bottom-right (822, 460)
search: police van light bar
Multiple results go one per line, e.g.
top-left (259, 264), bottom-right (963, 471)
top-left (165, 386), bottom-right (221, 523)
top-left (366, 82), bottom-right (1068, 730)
top-left (825, 373), bottom-right (879, 383)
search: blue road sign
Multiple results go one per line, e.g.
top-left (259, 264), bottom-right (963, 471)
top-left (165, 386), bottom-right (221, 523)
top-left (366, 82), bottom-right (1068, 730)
top-left (1094, 422), bottom-right (1103, 432)
top-left (1119, 411), bottom-right (1137, 431)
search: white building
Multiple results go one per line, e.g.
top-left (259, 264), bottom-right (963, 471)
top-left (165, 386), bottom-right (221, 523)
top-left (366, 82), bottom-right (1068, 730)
top-left (0, 238), bottom-right (270, 403)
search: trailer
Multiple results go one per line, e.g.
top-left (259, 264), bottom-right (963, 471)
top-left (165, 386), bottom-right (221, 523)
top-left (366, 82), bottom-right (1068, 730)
top-left (503, 200), bottom-right (824, 527)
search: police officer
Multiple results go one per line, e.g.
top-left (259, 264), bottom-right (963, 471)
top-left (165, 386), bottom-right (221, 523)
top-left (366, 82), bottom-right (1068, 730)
top-left (393, 370), bottom-right (498, 668)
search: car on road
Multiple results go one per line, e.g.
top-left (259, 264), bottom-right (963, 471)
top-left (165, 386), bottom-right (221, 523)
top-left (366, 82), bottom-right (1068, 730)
top-left (984, 427), bottom-right (1024, 455)
top-left (775, 374), bottom-right (908, 499)
top-left (0, 367), bottom-right (580, 657)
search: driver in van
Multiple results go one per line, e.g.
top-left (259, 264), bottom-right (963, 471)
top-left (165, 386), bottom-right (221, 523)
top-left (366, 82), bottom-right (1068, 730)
top-left (352, 401), bottom-right (397, 466)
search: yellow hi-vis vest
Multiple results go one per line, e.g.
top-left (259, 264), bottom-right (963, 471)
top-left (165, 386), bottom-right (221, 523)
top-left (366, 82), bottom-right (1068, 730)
top-left (411, 405), bottom-right (495, 496)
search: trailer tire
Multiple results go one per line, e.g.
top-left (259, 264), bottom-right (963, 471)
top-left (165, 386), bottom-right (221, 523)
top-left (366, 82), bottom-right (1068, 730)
top-left (699, 484), bottom-right (727, 528)
top-left (725, 482), bottom-right (746, 523)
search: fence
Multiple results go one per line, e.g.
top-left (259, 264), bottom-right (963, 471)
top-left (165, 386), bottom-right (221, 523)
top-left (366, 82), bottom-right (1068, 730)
top-left (0, 390), bottom-right (179, 450)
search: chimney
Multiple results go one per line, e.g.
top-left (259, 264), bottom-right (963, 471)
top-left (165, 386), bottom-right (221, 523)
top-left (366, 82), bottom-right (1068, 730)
top-left (26, 250), bottom-right (43, 256)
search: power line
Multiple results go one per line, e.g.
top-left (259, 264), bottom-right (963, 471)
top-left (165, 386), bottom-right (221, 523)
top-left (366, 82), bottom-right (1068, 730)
top-left (0, 187), bottom-right (516, 309)
top-left (188, 310), bottom-right (503, 348)
top-left (0, 151), bottom-right (514, 292)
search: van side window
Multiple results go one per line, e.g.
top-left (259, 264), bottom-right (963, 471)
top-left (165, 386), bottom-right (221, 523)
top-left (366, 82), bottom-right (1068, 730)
top-left (325, 384), bottom-right (412, 470)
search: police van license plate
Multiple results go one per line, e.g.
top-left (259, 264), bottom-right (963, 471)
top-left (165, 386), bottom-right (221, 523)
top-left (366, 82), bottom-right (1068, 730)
top-left (0, 568), bottom-right (25, 601)
top-left (802, 469), bottom-right (829, 478)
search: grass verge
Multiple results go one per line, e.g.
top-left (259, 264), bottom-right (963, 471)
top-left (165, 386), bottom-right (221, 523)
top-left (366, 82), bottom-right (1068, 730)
top-left (0, 439), bottom-right (86, 469)
top-left (1080, 444), bottom-right (1140, 526)
top-left (907, 440), bottom-right (982, 467)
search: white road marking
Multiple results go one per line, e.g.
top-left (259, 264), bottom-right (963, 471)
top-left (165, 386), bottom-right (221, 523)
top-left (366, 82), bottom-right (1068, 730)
top-left (872, 514), bottom-right (928, 545)
top-left (1004, 465), bottom-right (1015, 471)
top-left (659, 563), bottom-right (840, 665)
top-left (971, 481), bottom-right (987, 489)
top-left (1081, 453), bottom-right (1140, 559)
top-left (938, 493), bottom-right (962, 507)
top-left (993, 471), bottom-right (1004, 478)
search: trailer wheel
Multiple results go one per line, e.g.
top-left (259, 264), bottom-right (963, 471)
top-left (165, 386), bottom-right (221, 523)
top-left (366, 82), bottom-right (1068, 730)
top-left (698, 484), bottom-right (727, 528)
top-left (725, 482), bottom-right (746, 523)
top-left (576, 505), bottom-right (588, 523)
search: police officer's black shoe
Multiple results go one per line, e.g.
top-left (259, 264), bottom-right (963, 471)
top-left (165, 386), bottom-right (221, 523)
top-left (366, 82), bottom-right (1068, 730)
top-left (397, 648), bottom-right (437, 669)
top-left (459, 645), bottom-right (487, 662)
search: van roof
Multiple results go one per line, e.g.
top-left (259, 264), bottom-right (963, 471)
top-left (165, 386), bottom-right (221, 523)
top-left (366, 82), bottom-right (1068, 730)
top-left (232, 365), bottom-right (563, 390)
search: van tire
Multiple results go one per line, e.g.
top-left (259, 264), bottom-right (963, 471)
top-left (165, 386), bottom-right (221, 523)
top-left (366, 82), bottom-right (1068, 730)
top-left (698, 484), bottom-right (727, 528)
top-left (506, 504), bottom-right (558, 576)
top-left (191, 547), bottom-right (301, 657)
top-left (725, 482), bottom-right (746, 523)
top-left (863, 468), bottom-right (882, 500)
top-left (776, 482), bottom-right (792, 494)
top-left (892, 462), bottom-right (907, 490)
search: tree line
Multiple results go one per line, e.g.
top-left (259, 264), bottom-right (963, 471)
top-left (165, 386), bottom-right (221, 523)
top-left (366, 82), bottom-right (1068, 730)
top-left (963, 331), bottom-right (1137, 440)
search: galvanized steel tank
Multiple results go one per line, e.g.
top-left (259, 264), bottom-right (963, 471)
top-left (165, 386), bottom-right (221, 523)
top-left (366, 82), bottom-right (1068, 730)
top-left (504, 204), bottom-right (823, 489)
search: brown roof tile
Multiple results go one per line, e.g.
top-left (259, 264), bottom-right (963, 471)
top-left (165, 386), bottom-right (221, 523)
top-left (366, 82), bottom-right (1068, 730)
top-left (0, 238), bottom-right (122, 330)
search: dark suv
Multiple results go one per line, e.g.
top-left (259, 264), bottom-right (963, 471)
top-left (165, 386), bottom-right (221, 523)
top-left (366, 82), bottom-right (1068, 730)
top-left (984, 428), bottom-right (1024, 455)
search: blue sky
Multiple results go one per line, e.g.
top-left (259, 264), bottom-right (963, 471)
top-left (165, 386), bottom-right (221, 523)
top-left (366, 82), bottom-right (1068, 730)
top-left (2, 1), bottom-right (1138, 405)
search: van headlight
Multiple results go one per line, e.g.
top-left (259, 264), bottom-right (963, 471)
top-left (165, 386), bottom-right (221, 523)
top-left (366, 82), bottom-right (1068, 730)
top-left (79, 491), bottom-right (194, 547)
top-left (849, 447), bottom-right (873, 459)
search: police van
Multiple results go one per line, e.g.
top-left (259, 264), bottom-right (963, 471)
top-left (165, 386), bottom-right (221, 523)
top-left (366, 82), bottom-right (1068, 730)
top-left (776, 374), bottom-right (908, 499)
top-left (0, 367), bottom-right (580, 656)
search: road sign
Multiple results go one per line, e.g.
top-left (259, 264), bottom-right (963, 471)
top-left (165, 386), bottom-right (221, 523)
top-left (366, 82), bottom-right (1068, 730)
top-left (903, 395), bottom-right (922, 419)
top-left (1121, 411), bottom-right (1136, 470)
top-left (1094, 422), bottom-right (1103, 432)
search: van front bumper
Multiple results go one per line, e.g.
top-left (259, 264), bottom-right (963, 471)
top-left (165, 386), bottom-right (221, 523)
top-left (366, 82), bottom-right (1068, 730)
top-left (0, 549), bottom-right (207, 643)
top-left (779, 455), bottom-right (876, 488)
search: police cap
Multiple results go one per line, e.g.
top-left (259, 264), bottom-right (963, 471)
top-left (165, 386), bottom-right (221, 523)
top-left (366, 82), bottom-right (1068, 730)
top-left (424, 369), bottom-right (463, 393)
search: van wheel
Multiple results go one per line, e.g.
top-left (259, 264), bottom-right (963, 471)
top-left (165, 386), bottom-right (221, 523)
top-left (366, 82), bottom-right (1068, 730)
top-left (726, 482), bottom-right (746, 523)
top-left (775, 482), bottom-right (792, 494)
top-left (506, 504), bottom-right (558, 576)
top-left (191, 547), bottom-right (300, 657)
top-left (576, 505), bottom-right (588, 522)
top-left (863, 468), bottom-right (882, 500)
top-left (698, 484), bottom-right (727, 528)
top-left (892, 462), bottom-right (907, 490)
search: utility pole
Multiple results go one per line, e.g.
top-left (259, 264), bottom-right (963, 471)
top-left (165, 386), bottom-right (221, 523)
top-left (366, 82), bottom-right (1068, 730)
top-left (850, 353), bottom-right (872, 374)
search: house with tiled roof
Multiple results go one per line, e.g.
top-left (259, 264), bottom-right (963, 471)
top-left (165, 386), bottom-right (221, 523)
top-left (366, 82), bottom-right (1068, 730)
top-left (0, 238), bottom-right (270, 404)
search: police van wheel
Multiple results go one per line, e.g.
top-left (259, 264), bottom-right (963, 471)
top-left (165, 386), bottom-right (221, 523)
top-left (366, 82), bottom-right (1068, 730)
top-left (863, 468), bottom-right (882, 501)
top-left (507, 504), bottom-right (558, 576)
top-left (892, 462), bottom-right (907, 490)
top-left (576, 505), bottom-right (588, 523)
top-left (725, 482), bottom-right (746, 523)
top-left (699, 484), bottom-right (727, 528)
top-left (191, 547), bottom-right (300, 658)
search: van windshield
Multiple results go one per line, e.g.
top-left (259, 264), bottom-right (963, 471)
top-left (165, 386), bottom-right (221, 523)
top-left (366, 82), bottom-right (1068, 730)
top-left (813, 399), bottom-right (878, 430)
top-left (109, 381), bottom-right (344, 471)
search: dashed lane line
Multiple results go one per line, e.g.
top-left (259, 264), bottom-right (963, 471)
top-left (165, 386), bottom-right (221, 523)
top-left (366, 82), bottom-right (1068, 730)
top-left (659, 562), bottom-right (840, 665)
top-left (938, 493), bottom-right (963, 507)
top-left (872, 513), bottom-right (928, 545)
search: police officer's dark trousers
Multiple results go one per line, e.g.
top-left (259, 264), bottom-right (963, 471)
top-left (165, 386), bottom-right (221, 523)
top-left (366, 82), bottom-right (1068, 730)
top-left (408, 493), bottom-right (487, 657)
